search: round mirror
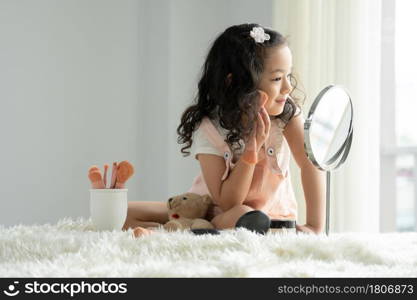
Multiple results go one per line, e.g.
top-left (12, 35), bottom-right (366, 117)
top-left (305, 85), bottom-right (353, 171)
top-left (304, 85), bottom-right (353, 235)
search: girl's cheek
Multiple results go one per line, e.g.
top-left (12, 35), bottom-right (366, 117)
top-left (275, 85), bottom-right (280, 96)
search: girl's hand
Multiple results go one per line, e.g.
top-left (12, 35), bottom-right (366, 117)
top-left (296, 224), bottom-right (319, 234)
top-left (246, 90), bottom-right (271, 153)
top-left (241, 91), bottom-right (270, 165)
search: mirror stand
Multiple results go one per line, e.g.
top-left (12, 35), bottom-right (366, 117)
top-left (326, 171), bottom-right (331, 236)
top-left (324, 130), bottom-right (353, 235)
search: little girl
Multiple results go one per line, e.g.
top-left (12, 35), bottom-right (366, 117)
top-left (123, 23), bottom-right (325, 234)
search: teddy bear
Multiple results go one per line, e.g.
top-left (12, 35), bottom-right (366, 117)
top-left (164, 193), bottom-right (214, 231)
top-left (133, 192), bottom-right (214, 237)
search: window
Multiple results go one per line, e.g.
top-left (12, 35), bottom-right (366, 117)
top-left (395, 0), bottom-right (417, 231)
top-left (381, 0), bottom-right (417, 232)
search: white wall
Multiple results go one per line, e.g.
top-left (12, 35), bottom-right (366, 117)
top-left (0, 0), bottom-right (274, 226)
top-left (0, 0), bottom-right (142, 226)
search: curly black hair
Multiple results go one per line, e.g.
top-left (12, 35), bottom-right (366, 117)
top-left (177, 23), bottom-right (304, 156)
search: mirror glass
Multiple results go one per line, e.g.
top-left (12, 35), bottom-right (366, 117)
top-left (305, 85), bottom-right (353, 170)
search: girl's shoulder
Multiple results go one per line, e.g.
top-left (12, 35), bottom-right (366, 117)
top-left (190, 117), bottom-right (230, 159)
top-left (194, 117), bottom-right (244, 157)
top-left (193, 117), bottom-right (228, 138)
top-left (210, 118), bottom-right (229, 137)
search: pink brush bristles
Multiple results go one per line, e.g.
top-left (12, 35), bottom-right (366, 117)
top-left (115, 161), bottom-right (134, 189)
top-left (88, 166), bottom-right (105, 189)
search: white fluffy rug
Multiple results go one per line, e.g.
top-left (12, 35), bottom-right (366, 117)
top-left (1, 218), bottom-right (417, 277)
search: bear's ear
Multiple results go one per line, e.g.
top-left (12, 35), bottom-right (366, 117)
top-left (201, 194), bottom-right (213, 205)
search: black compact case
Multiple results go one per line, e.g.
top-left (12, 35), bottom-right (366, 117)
top-left (270, 219), bottom-right (296, 229)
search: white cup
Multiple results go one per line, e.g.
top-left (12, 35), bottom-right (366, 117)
top-left (89, 189), bottom-right (128, 231)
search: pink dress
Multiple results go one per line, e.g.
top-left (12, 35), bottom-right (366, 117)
top-left (188, 117), bottom-right (297, 221)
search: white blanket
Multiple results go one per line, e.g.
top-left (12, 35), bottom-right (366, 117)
top-left (1, 218), bottom-right (416, 277)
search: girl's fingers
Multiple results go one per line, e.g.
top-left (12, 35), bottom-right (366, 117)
top-left (250, 118), bottom-right (257, 138)
top-left (257, 112), bottom-right (265, 139)
top-left (261, 107), bottom-right (271, 136)
top-left (256, 112), bottom-right (266, 152)
top-left (246, 120), bottom-right (257, 151)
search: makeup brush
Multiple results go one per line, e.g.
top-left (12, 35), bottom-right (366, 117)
top-left (88, 166), bottom-right (105, 189)
top-left (89, 165), bottom-right (100, 173)
top-left (115, 161), bottom-right (134, 189)
top-left (103, 164), bottom-right (109, 188)
top-left (258, 90), bottom-right (268, 108)
top-left (110, 162), bottom-right (118, 189)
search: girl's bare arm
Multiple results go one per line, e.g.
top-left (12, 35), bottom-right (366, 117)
top-left (284, 113), bottom-right (326, 234)
top-left (198, 153), bottom-right (256, 211)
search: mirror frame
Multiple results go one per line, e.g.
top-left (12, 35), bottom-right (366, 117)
top-left (304, 84), bottom-right (354, 172)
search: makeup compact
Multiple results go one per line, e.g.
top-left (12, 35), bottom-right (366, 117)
top-left (269, 219), bottom-right (296, 234)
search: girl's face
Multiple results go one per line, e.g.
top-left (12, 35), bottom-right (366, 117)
top-left (257, 45), bottom-right (293, 116)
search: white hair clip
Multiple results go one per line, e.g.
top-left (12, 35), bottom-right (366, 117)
top-left (250, 27), bottom-right (270, 43)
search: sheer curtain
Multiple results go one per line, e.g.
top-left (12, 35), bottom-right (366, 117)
top-left (272, 0), bottom-right (381, 232)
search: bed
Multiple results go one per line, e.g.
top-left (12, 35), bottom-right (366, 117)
top-left (1, 218), bottom-right (416, 277)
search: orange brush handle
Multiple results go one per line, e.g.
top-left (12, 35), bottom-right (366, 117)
top-left (103, 164), bottom-right (109, 188)
top-left (110, 162), bottom-right (118, 189)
